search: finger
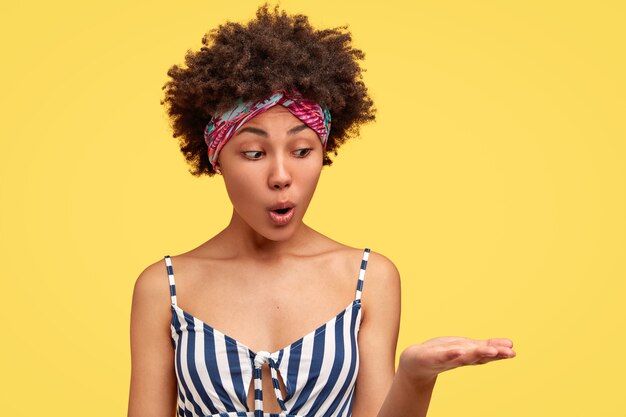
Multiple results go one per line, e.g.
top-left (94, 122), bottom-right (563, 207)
top-left (477, 345), bottom-right (499, 357)
top-left (475, 356), bottom-right (502, 365)
top-left (486, 338), bottom-right (514, 348)
top-left (452, 346), bottom-right (498, 366)
top-left (475, 348), bottom-right (516, 364)
top-left (498, 348), bottom-right (517, 359)
top-left (443, 344), bottom-right (514, 368)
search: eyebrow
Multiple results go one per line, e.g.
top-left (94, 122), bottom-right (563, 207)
top-left (234, 123), bottom-right (309, 138)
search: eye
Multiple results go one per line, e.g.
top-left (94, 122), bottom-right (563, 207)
top-left (241, 150), bottom-right (263, 160)
top-left (294, 148), bottom-right (312, 158)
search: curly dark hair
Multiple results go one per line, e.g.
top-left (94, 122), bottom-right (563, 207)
top-left (160, 2), bottom-right (376, 177)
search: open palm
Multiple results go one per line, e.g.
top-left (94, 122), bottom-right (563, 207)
top-left (399, 336), bottom-right (516, 382)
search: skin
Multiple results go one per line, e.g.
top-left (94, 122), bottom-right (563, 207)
top-left (127, 105), bottom-right (516, 417)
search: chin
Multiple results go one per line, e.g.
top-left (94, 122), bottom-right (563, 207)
top-left (257, 220), bottom-right (302, 242)
top-left (264, 225), bottom-right (299, 241)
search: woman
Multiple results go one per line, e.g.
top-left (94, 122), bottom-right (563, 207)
top-left (128, 4), bottom-right (516, 417)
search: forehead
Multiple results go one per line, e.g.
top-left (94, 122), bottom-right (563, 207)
top-left (245, 105), bottom-right (297, 123)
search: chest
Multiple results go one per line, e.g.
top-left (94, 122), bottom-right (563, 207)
top-left (164, 247), bottom-right (370, 416)
top-left (175, 264), bottom-right (356, 353)
top-left (170, 299), bottom-right (363, 415)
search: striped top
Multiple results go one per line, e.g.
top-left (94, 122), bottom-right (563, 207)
top-left (164, 248), bottom-right (370, 417)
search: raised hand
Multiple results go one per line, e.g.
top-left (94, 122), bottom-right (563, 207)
top-left (398, 336), bottom-right (516, 383)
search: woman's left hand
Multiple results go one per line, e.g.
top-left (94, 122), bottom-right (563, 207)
top-left (398, 336), bottom-right (516, 384)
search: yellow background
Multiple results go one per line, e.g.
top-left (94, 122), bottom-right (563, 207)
top-left (1, 1), bottom-right (624, 416)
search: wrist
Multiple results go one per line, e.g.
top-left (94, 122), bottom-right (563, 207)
top-left (398, 347), bottom-right (439, 386)
top-left (396, 364), bottom-right (438, 390)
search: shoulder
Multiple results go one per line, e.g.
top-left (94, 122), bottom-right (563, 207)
top-left (128, 257), bottom-right (177, 415)
top-left (134, 256), bottom-right (170, 296)
top-left (131, 256), bottom-right (172, 324)
top-left (349, 249), bottom-right (401, 415)
top-left (364, 249), bottom-right (401, 290)
top-left (360, 249), bottom-right (401, 321)
top-left (326, 244), bottom-right (400, 290)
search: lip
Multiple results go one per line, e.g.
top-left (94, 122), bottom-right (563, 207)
top-left (268, 200), bottom-right (296, 211)
top-left (268, 200), bottom-right (296, 226)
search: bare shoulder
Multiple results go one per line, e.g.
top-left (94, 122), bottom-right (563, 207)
top-left (128, 257), bottom-right (177, 416)
top-left (349, 247), bottom-right (401, 415)
top-left (133, 257), bottom-right (171, 311)
top-left (360, 249), bottom-right (401, 321)
top-left (364, 249), bottom-right (401, 292)
top-left (131, 257), bottom-right (172, 335)
top-left (326, 244), bottom-right (400, 293)
top-left (366, 248), bottom-right (399, 272)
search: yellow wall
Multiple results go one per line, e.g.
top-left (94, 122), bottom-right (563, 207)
top-left (1, 1), bottom-right (624, 416)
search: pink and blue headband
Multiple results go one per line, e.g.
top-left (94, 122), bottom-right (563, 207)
top-left (204, 89), bottom-right (331, 169)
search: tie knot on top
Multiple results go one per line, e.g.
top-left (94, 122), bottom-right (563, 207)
top-left (254, 350), bottom-right (272, 368)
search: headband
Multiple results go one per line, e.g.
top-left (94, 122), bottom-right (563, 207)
top-left (203, 89), bottom-right (331, 169)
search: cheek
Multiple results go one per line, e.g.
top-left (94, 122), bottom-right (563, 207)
top-left (294, 171), bottom-right (322, 205)
top-left (223, 175), bottom-right (260, 209)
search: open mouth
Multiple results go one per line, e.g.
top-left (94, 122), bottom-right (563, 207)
top-left (268, 206), bottom-right (295, 225)
top-left (273, 207), bottom-right (291, 214)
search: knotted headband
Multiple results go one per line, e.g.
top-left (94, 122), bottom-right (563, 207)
top-left (203, 89), bottom-right (331, 169)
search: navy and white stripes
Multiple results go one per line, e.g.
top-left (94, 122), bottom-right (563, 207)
top-left (355, 249), bottom-right (369, 302)
top-left (252, 351), bottom-right (286, 416)
top-left (165, 248), bottom-right (370, 417)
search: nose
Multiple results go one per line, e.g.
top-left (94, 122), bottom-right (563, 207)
top-left (268, 155), bottom-right (292, 190)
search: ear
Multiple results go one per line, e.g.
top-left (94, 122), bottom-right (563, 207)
top-left (214, 162), bottom-right (222, 175)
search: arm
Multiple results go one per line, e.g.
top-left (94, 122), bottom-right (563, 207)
top-left (350, 251), bottom-right (414, 417)
top-left (127, 261), bottom-right (178, 417)
top-left (377, 337), bottom-right (516, 417)
top-left (350, 251), bottom-right (516, 417)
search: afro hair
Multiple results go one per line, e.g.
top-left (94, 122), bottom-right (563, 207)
top-left (160, 2), bottom-right (376, 176)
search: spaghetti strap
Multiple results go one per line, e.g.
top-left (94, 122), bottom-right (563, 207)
top-left (164, 255), bottom-right (177, 306)
top-left (354, 248), bottom-right (371, 301)
top-left (167, 247), bottom-right (368, 416)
